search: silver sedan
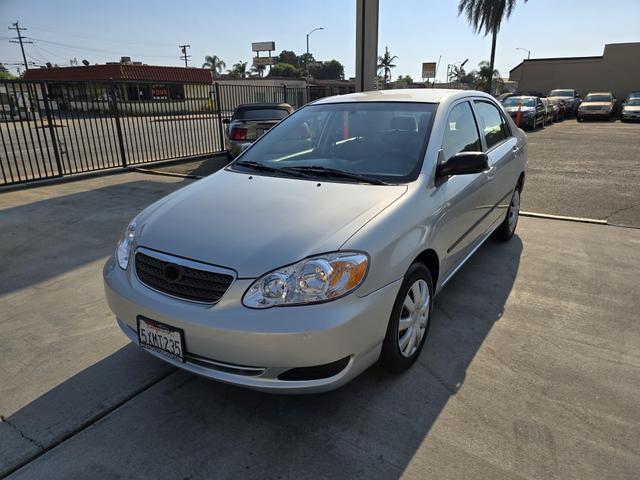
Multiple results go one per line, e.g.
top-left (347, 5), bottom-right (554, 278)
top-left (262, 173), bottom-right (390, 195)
top-left (104, 89), bottom-right (527, 393)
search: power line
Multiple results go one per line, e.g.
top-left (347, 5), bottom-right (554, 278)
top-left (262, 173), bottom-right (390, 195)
top-left (9, 20), bottom-right (33, 71)
top-left (179, 44), bottom-right (191, 67)
top-left (29, 37), bottom-right (177, 59)
top-left (23, 22), bottom-right (176, 47)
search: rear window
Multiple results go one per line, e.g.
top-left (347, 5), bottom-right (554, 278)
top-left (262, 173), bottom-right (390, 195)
top-left (549, 90), bottom-right (574, 97)
top-left (503, 97), bottom-right (535, 107)
top-left (584, 94), bottom-right (612, 102)
top-left (234, 108), bottom-right (290, 121)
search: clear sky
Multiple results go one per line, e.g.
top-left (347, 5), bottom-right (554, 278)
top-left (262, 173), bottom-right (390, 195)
top-left (1, 0), bottom-right (638, 80)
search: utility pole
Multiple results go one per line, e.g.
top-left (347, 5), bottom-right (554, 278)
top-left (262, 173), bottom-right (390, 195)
top-left (179, 44), bottom-right (191, 67)
top-left (9, 21), bottom-right (32, 71)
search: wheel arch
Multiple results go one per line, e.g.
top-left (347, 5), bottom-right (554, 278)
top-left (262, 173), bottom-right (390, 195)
top-left (412, 248), bottom-right (440, 289)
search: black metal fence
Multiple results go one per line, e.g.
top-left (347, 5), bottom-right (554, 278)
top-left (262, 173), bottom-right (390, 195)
top-left (0, 79), bottom-right (348, 187)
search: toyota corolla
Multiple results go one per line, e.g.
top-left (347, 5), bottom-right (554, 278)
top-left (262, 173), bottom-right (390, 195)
top-left (103, 89), bottom-right (527, 393)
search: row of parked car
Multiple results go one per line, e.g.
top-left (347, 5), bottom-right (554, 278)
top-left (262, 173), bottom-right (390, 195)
top-left (497, 89), bottom-right (640, 129)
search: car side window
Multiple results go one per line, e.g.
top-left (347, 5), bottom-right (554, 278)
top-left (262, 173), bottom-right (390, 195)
top-left (473, 101), bottom-right (509, 150)
top-left (442, 102), bottom-right (482, 161)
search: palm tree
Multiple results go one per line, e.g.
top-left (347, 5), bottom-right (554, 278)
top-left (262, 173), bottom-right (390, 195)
top-left (449, 65), bottom-right (467, 86)
top-left (475, 60), bottom-right (502, 92)
top-left (377, 47), bottom-right (398, 84)
top-left (227, 61), bottom-right (249, 79)
top-left (202, 55), bottom-right (226, 78)
top-left (458, 0), bottom-right (527, 93)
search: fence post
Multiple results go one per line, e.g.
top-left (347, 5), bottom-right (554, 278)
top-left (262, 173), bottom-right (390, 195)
top-left (213, 82), bottom-right (225, 153)
top-left (109, 80), bottom-right (127, 167)
top-left (41, 81), bottom-right (64, 176)
top-left (282, 84), bottom-right (288, 104)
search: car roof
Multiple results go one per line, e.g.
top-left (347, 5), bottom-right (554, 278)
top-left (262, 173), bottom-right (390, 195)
top-left (234, 103), bottom-right (293, 110)
top-left (310, 88), bottom-right (493, 105)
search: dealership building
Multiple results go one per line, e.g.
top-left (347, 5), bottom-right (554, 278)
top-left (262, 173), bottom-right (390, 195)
top-left (509, 42), bottom-right (640, 100)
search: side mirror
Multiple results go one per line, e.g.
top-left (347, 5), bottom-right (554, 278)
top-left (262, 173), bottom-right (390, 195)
top-left (222, 118), bottom-right (231, 124)
top-left (436, 151), bottom-right (489, 179)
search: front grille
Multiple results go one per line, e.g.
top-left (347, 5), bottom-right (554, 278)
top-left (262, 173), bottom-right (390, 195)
top-left (135, 251), bottom-right (234, 303)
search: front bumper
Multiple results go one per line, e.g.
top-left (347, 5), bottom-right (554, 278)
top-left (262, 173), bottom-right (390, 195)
top-left (577, 109), bottom-right (612, 119)
top-left (621, 111), bottom-right (640, 121)
top-left (103, 256), bottom-right (401, 393)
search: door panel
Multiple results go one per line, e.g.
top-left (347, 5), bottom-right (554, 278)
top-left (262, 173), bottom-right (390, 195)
top-left (473, 100), bottom-right (519, 227)
top-left (435, 100), bottom-right (488, 279)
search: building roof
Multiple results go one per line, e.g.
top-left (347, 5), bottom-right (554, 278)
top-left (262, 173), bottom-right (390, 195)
top-left (312, 88), bottom-right (488, 104)
top-left (24, 64), bottom-right (213, 84)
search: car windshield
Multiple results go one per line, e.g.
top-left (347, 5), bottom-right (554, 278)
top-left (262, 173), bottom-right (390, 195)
top-left (231, 102), bottom-right (436, 183)
top-left (549, 90), bottom-right (574, 97)
top-left (503, 97), bottom-right (535, 107)
top-left (584, 94), bottom-right (612, 102)
top-left (626, 98), bottom-right (640, 106)
top-left (234, 108), bottom-right (290, 121)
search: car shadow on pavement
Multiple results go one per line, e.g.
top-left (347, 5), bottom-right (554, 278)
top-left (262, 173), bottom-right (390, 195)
top-left (2, 234), bottom-right (522, 479)
top-left (0, 178), bottom-right (191, 296)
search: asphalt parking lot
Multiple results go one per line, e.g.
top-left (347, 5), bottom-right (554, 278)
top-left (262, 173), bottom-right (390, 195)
top-left (1, 120), bottom-right (639, 479)
top-left (523, 119), bottom-right (640, 227)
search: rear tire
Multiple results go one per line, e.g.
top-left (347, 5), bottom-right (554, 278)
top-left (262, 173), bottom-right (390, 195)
top-left (495, 185), bottom-right (521, 242)
top-left (381, 263), bottom-right (434, 373)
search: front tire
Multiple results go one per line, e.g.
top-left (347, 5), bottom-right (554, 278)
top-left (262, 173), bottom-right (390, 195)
top-left (381, 263), bottom-right (434, 373)
top-left (495, 186), bottom-right (521, 241)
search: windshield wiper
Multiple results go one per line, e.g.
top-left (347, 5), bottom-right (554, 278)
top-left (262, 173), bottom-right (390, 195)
top-left (282, 165), bottom-right (389, 185)
top-left (234, 160), bottom-right (306, 178)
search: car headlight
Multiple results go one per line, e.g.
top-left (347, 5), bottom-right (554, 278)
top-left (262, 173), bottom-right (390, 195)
top-left (243, 252), bottom-right (369, 308)
top-left (116, 221), bottom-right (137, 270)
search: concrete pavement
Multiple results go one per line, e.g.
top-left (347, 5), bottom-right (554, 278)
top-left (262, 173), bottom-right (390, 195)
top-left (1, 172), bottom-right (639, 479)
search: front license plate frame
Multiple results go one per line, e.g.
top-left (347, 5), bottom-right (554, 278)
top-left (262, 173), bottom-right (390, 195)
top-left (137, 315), bottom-right (186, 363)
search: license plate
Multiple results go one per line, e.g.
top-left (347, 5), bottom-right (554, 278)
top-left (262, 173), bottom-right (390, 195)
top-left (137, 316), bottom-right (185, 362)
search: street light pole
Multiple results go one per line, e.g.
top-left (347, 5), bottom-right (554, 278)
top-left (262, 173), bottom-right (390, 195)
top-left (305, 27), bottom-right (324, 78)
top-left (516, 47), bottom-right (531, 60)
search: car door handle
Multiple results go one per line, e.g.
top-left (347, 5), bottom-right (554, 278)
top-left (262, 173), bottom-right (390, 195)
top-left (512, 145), bottom-right (520, 153)
top-left (486, 165), bottom-right (496, 179)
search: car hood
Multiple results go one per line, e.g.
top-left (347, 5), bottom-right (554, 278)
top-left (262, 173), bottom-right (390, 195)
top-left (136, 169), bottom-right (407, 277)
top-left (548, 96), bottom-right (572, 102)
top-left (581, 102), bottom-right (612, 107)
top-left (504, 106), bottom-right (535, 113)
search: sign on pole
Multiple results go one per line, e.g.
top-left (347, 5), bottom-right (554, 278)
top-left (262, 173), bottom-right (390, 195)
top-left (253, 56), bottom-right (276, 67)
top-left (421, 62), bottom-right (437, 79)
top-left (252, 41), bottom-right (276, 52)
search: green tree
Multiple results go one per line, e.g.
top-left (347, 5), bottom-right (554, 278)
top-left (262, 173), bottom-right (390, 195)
top-left (227, 61), bottom-right (249, 79)
top-left (298, 53), bottom-right (315, 74)
top-left (458, 0), bottom-right (528, 93)
top-left (277, 50), bottom-right (300, 69)
top-left (310, 59), bottom-right (345, 80)
top-left (396, 74), bottom-right (414, 84)
top-left (202, 55), bottom-right (226, 78)
top-left (474, 60), bottom-right (502, 92)
top-left (268, 63), bottom-right (302, 78)
top-left (0, 63), bottom-right (15, 79)
top-left (377, 47), bottom-right (398, 83)
top-left (250, 64), bottom-right (266, 77)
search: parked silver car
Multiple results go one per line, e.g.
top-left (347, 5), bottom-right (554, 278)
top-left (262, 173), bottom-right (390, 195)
top-left (621, 96), bottom-right (640, 122)
top-left (223, 103), bottom-right (294, 158)
top-left (104, 89), bottom-right (527, 393)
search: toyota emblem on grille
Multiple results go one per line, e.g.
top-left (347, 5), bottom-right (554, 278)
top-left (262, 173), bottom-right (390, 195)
top-left (163, 263), bottom-right (183, 283)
